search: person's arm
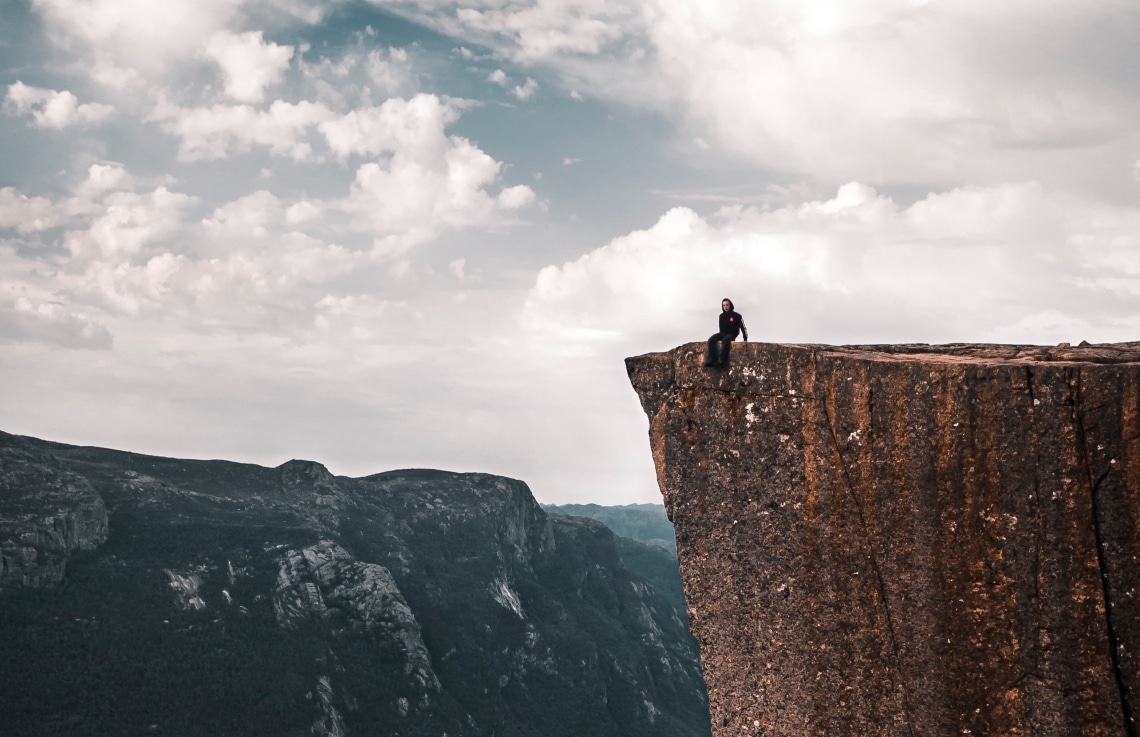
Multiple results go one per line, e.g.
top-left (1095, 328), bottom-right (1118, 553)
top-left (741, 316), bottom-right (748, 342)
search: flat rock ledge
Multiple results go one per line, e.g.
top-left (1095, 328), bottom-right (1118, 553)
top-left (627, 342), bottom-right (1140, 737)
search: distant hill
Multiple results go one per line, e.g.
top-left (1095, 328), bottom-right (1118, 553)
top-left (0, 432), bottom-right (709, 737)
top-left (541, 503), bottom-right (675, 552)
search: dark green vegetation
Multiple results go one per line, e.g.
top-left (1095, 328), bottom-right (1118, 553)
top-left (0, 432), bottom-right (709, 737)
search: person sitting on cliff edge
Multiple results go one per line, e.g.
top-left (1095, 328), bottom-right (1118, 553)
top-left (705, 298), bottom-right (748, 368)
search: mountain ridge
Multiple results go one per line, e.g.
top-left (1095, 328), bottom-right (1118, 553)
top-left (0, 430), bottom-right (710, 737)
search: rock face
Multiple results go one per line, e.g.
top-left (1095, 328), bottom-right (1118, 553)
top-left (627, 342), bottom-right (1140, 737)
top-left (0, 432), bottom-right (709, 737)
top-left (544, 503), bottom-right (687, 614)
top-left (0, 441), bottom-right (109, 587)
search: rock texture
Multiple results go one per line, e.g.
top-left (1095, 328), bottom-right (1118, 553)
top-left (627, 342), bottom-right (1140, 737)
top-left (0, 441), bottom-right (108, 587)
top-left (0, 431), bottom-right (708, 737)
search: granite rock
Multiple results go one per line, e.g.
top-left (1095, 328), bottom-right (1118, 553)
top-left (627, 341), bottom-right (1140, 737)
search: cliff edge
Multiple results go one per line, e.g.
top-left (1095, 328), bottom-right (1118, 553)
top-left (627, 342), bottom-right (1140, 737)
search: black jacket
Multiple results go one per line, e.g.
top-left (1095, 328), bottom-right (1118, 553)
top-left (719, 310), bottom-right (747, 340)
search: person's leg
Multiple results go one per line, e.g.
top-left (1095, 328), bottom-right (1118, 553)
top-left (719, 335), bottom-right (731, 365)
top-left (705, 334), bottom-right (720, 365)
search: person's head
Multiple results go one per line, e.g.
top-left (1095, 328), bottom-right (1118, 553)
top-left (721, 298), bottom-right (734, 312)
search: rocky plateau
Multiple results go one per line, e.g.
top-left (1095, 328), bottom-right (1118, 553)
top-left (628, 341), bottom-right (1140, 737)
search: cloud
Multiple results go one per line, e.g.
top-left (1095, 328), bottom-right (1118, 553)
top-left (5, 82), bottom-right (113, 128)
top-left (0, 297), bottom-right (113, 349)
top-left (486, 70), bottom-right (538, 101)
top-left (448, 258), bottom-right (466, 280)
top-left (206, 30), bottom-right (295, 103)
top-left (319, 95), bottom-right (537, 248)
top-left (633, 0), bottom-right (1140, 184)
top-left (497, 185), bottom-right (536, 210)
top-left (0, 163), bottom-right (132, 234)
top-left (0, 188), bottom-right (63, 233)
top-left (0, 141), bottom-right (532, 346)
top-left (364, 47), bottom-right (413, 97)
top-left (202, 190), bottom-right (286, 237)
top-left (379, 0), bottom-right (638, 63)
top-left (31, 0), bottom-right (244, 86)
top-left (382, 0), bottom-right (1140, 191)
top-left (344, 132), bottom-right (535, 251)
top-left (512, 77), bottom-right (538, 100)
top-left (523, 181), bottom-right (1140, 351)
top-left (149, 99), bottom-right (333, 161)
top-left (297, 45), bottom-right (415, 108)
top-left (78, 187), bottom-right (198, 260)
top-left (318, 93), bottom-right (460, 159)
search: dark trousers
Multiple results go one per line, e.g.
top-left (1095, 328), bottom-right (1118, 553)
top-left (707, 332), bottom-right (736, 365)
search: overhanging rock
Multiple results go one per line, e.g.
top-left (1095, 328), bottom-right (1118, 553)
top-left (627, 342), bottom-right (1140, 737)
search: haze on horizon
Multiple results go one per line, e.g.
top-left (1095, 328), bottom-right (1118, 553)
top-left (2, 0), bottom-right (1140, 504)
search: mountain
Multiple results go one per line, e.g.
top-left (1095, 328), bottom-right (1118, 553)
top-left (627, 341), bottom-right (1140, 737)
top-left (0, 431), bottom-right (710, 737)
top-left (540, 504), bottom-right (675, 552)
top-left (541, 504), bottom-right (684, 614)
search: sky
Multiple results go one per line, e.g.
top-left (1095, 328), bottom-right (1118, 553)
top-left (2, 0), bottom-right (1140, 504)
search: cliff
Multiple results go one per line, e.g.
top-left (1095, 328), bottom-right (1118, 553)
top-left (627, 342), bottom-right (1140, 737)
top-left (1, 441), bottom-right (108, 587)
top-left (0, 432), bottom-right (709, 737)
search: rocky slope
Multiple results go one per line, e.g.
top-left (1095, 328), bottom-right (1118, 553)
top-left (627, 342), bottom-right (1140, 737)
top-left (543, 503), bottom-right (684, 614)
top-left (0, 443), bottom-right (108, 587)
top-left (542, 504), bottom-right (676, 552)
top-left (0, 432), bottom-right (709, 737)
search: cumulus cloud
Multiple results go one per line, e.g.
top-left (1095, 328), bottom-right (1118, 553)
top-left (0, 297), bottom-right (113, 350)
top-left (202, 190), bottom-right (285, 237)
top-left (364, 47), bottom-right (413, 97)
top-left (31, 0), bottom-right (244, 86)
top-left (299, 46), bottom-right (416, 109)
top-left (0, 171), bottom-right (367, 329)
top-left (318, 94), bottom-right (460, 159)
top-left (5, 82), bottom-right (113, 128)
top-left (206, 30), bottom-right (295, 103)
top-left (497, 185), bottom-right (536, 210)
top-left (149, 99), bottom-right (333, 161)
top-left (0, 188), bottom-right (63, 233)
top-left (383, 0), bottom-right (1140, 191)
top-left (78, 188), bottom-right (198, 260)
top-left (523, 182), bottom-right (1140, 350)
top-left (512, 77), bottom-right (538, 100)
top-left (344, 132), bottom-right (535, 252)
top-left (319, 94), bottom-right (537, 248)
top-left (0, 163), bottom-right (132, 233)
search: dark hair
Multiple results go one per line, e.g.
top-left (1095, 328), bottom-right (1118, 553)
top-left (722, 298), bottom-right (734, 311)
